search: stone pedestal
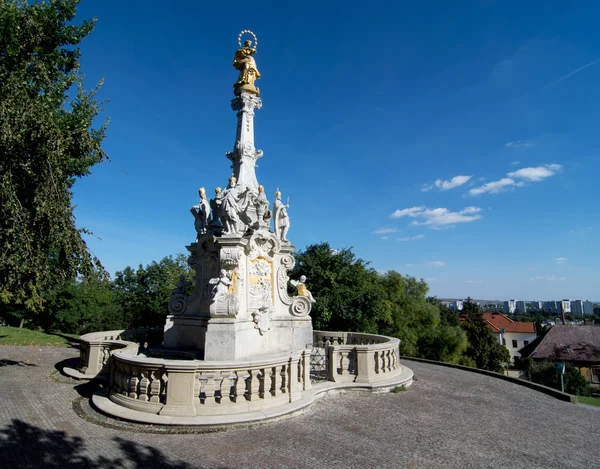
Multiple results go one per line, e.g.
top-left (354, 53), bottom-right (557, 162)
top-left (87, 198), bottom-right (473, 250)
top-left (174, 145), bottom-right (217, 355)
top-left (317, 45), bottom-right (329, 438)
top-left (165, 229), bottom-right (313, 361)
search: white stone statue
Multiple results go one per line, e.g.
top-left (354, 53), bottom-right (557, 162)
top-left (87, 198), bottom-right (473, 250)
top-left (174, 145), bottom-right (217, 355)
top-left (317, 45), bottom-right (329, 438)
top-left (210, 269), bottom-right (232, 298)
top-left (209, 187), bottom-right (223, 228)
top-left (253, 185), bottom-right (271, 228)
top-left (190, 187), bottom-right (210, 238)
top-left (220, 176), bottom-right (249, 234)
top-left (273, 189), bottom-right (290, 242)
top-left (290, 275), bottom-right (315, 303)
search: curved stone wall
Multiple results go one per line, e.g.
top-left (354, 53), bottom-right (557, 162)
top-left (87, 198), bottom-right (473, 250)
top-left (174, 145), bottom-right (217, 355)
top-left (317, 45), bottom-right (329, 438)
top-left (313, 331), bottom-right (401, 384)
top-left (109, 349), bottom-right (311, 417)
top-left (69, 328), bottom-right (411, 424)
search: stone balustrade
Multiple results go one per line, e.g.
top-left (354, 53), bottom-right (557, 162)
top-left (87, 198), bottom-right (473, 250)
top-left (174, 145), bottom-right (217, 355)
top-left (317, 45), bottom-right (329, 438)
top-left (72, 328), bottom-right (408, 421)
top-left (75, 328), bottom-right (163, 377)
top-left (109, 348), bottom-right (312, 417)
top-left (312, 331), bottom-right (401, 384)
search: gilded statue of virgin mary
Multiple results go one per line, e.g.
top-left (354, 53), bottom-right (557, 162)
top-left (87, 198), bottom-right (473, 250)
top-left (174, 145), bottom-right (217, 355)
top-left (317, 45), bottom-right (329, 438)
top-left (233, 39), bottom-right (260, 96)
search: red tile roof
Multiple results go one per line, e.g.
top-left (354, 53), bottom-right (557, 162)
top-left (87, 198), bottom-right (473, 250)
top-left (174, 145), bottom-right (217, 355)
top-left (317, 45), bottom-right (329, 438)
top-left (483, 313), bottom-right (536, 334)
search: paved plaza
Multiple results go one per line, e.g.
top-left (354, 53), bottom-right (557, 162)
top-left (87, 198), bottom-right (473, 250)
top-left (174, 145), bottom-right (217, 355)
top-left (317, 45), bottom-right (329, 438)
top-left (1, 345), bottom-right (599, 468)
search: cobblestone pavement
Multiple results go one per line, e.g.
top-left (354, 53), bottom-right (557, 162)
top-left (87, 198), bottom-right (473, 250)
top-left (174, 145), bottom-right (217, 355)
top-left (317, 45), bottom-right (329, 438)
top-left (1, 345), bottom-right (599, 469)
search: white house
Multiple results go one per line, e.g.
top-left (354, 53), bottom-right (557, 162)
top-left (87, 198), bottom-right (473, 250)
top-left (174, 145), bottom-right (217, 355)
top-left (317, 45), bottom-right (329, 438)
top-left (483, 313), bottom-right (537, 363)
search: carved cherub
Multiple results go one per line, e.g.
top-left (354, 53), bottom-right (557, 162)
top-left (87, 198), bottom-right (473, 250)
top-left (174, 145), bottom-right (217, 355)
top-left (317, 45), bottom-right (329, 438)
top-left (209, 270), bottom-right (232, 298)
top-left (290, 275), bottom-right (316, 303)
top-left (171, 275), bottom-right (192, 296)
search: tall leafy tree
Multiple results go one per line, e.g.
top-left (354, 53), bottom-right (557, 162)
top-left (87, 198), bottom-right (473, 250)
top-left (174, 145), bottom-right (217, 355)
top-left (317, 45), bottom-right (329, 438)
top-left (291, 243), bottom-right (391, 333)
top-left (0, 0), bottom-right (108, 321)
top-left (460, 298), bottom-right (510, 372)
top-left (42, 269), bottom-right (124, 334)
top-left (113, 254), bottom-right (194, 328)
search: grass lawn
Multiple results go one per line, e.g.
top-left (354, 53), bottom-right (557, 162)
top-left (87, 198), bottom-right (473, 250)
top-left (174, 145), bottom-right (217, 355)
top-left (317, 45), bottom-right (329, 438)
top-left (578, 396), bottom-right (600, 407)
top-left (0, 326), bottom-right (79, 347)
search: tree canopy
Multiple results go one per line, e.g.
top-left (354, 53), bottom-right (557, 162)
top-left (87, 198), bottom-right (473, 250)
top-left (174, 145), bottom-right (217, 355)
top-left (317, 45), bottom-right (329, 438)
top-left (460, 298), bottom-right (510, 372)
top-left (0, 0), bottom-right (107, 318)
top-left (291, 243), bottom-right (468, 362)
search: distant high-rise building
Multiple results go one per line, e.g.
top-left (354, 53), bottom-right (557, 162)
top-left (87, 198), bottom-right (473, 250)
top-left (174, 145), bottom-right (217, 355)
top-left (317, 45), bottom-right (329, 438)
top-left (543, 301), bottom-right (560, 314)
top-left (515, 301), bottom-right (527, 313)
top-left (561, 299), bottom-right (571, 314)
top-left (503, 299), bottom-right (517, 314)
top-left (450, 300), bottom-right (464, 311)
top-left (571, 300), bottom-right (593, 316)
top-left (529, 301), bottom-right (543, 311)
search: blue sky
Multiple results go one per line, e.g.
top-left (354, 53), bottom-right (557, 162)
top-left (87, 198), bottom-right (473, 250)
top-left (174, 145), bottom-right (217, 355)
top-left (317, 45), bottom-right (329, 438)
top-left (72, 1), bottom-right (599, 301)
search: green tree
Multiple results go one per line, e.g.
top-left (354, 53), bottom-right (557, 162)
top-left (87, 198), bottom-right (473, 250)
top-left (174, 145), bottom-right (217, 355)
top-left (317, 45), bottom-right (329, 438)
top-left (291, 243), bottom-right (391, 333)
top-left (525, 360), bottom-right (593, 396)
top-left (460, 298), bottom-right (510, 372)
top-left (291, 244), bottom-right (467, 362)
top-left (0, 0), bottom-right (108, 323)
top-left (41, 269), bottom-right (124, 334)
top-left (113, 254), bottom-right (193, 328)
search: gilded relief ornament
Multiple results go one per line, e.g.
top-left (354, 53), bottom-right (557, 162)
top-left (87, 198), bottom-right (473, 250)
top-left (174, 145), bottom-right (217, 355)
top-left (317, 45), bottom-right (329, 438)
top-left (233, 30), bottom-right (260, 96)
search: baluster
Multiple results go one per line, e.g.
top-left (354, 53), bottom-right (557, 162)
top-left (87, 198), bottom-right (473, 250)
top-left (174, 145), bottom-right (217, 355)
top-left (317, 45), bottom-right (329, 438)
top-left (213, 371), bottom-right (224, 404)
top-left (120, 366), bottom-right (129, 396)
top-left (278, 364), bottom-right (286, 396)
top-left (340, 351), bottom-right (348, 375)
top-left (198, 372), bottom-right (207, 404)
top-left (193, 372), bottom-right (201, 405)
top-left (160, 372), bottom-right (168, 404)
top-left (138, 371), bottom-right (149, 401)
top-left (258, 368), bottom-right (267, 399)
top-left (128, 369), bottom-right (138, 399)
top-left (235, 370), bottom-right (247, 402)
top-left (149, 371), bottom-right (161, 402)
top-left (220, 371), bottom-right (235, 405)
top-left (374, 351), bottom-right (380, 373)
top-left (267, 365), bottom-right (281, 397)
top-left (246, 369), bottom-right (261, 401)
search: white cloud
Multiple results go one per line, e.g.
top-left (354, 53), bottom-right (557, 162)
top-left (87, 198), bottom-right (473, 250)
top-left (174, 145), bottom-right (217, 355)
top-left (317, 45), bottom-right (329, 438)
top-left (435, 175), bottom-right (472, 190)
top-left (411, 207), bottom-right (482, 227)
top-left (508, 164), bottom-right (562, 182)
top-left (468, 164), bottom-right (561, 196)
top-left (505, 140), bottom-right (536, 148)
top-left (465, 280), bottom-right (483, 284)
top-left (390, 206), bottom-right (424, 218)
top-left (423, 175), bottom-right (472, 191)
top-left (380, 236), bottom-right (388, 240)
top-left (510, 161), bottom-right (520, 165)
top-left (406, 261), bottom-right (446, 268)
top-left (528, 275), bottom-right (567, 281)
top-left (397, 234), bottom-right (425, 242)
top-left (554, 257), bottom-right (568, 264)
top-left (373, 228), bottom-right (398, 234)
top-left (468, 178), bottom-right (517, 196)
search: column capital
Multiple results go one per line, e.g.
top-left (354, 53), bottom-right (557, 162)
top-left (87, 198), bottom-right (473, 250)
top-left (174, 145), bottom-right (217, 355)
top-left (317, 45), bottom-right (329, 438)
top-left (231, 92), bottom-right (262, 113)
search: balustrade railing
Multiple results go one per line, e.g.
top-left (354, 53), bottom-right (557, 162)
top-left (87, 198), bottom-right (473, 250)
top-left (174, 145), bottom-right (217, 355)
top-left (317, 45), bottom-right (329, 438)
top-left (108, 349), bottom-right (311, 416)
top-left (76, 328), bottom-right (163, 377)
top-left (75, 328), bottom-right (404, 418)
top-left (312, 331), bottom-right (401, 384)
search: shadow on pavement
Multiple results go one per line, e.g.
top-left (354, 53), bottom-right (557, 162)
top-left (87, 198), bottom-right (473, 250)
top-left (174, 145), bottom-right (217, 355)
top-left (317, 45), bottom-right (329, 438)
top-left (0, 419), bottom-right (217, 469)
top-left (0, 359), bottom-right (37, 367)
top-left (54, 357), bottom-right (80, 374)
